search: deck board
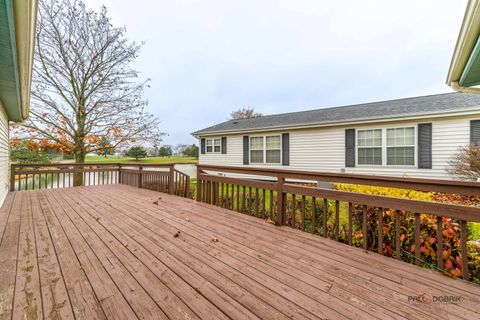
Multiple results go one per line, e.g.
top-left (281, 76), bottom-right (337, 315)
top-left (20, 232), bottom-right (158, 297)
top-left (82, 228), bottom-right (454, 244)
top-left (1, 185), bottom-right (479, 320)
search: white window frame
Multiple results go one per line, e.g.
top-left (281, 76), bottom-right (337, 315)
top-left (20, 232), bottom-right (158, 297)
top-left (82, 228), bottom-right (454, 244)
top-left (386, 126), bottom-right (416, 166)
top-left (206, 139), bottom-right (213, 153)
top-left (213, 138), bottom-right (221, 153)
top-left (356, 129), bottom-right (383, 166)
top-left (205, 138), bottom-right (221, 153)
top-left (355, 126), bottom-right (417, 168)
top-left (249, 135), bottom-right (282, 165)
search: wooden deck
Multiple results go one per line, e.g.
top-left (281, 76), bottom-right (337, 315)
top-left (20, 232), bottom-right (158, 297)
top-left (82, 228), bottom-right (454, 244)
top-left (0, 185), bottom-right (479, 320)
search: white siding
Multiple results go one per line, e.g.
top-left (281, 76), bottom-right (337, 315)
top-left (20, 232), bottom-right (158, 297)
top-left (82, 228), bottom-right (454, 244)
top-left (0, 103), bottom-right (9, 205)
top-left (199, 115), bottom-right (478, 180)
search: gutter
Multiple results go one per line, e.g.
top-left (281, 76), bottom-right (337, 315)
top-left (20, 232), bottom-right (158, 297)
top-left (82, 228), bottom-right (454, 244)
top-left (450, 81), bottom-right (480, 94)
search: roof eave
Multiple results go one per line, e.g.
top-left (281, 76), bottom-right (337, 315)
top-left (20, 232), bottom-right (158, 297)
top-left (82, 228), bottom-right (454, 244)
top-left (0, 0), bottom-right (37, 123)
top-left (192, 108), bottom-right (480, 137)
top-left (447, 0), bottom-right (480, 91)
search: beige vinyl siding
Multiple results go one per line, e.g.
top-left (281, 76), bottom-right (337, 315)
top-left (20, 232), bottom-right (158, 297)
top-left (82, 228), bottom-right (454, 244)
top-left (199, 114), bottom-right (478, 180)
top-left (0, 103), bottom-right (9, 205)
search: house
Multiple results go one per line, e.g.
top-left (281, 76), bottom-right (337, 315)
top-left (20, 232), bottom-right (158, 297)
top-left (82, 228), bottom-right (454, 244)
top-left (0, 0), bottom-right (38, 205)
top-left (193, 92), bottom-right (480, 180)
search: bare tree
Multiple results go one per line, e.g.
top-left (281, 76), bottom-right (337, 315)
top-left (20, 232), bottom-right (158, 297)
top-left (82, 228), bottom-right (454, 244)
top-left (447, 145), bottom-right (480, 181)
top-left (15, 0), bottom-right (163, 183)
top-left (229, 107), bottom-right (263, 120)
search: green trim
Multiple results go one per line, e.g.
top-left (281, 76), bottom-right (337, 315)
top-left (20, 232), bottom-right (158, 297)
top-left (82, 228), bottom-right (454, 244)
top-left (459, 33), bottom-right (480, 87)
top-left (0, 0), bottom-right (22, 121)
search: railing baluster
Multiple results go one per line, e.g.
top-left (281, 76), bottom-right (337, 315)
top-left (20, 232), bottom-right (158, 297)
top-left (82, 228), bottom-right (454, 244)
top-left (323, 199), bottom-right (328, 238)
top-left (248, 187), bottom-right (252, 215)
top-left (236, 184), bottom-right (240, 212)
top-left (414, 212), bottom-right (420, 265)
top-left (269, 190), bottom-right (274, 220)
top-left (229, 183), bottom-right (235, 210)
top-left (262, 189), bottom-right (266, 219)
top-left (395, 210), bottom-right (401, 259)
top-left (335, 200), bottom-right (339, 241)
top-left (348, 203), bottom-right (353, 245)
top-left (242, 186), bottom-right (246, 213)
top-left (255, 188), bottom-right (259, 218)
top-left (220, 182), bottom-right (224, 207)
top-left (460, 220), bottom-right (469, 281)
top-left (301, 195), bottom-right (306, 231)
top-left (291, 194), bottom-right (296, 228)
top-left (363, 205), bottom-right (368, 251)
top-left (378, 208), bottom-right (384, 254)
top-left (311, 197), bottom-right (317, 234)
top-left (437, 215), bottom-right (444, 271)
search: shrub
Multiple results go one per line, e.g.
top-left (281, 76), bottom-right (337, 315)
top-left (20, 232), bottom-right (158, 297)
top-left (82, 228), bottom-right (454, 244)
top-left (447, 145), bottom-right (480, 181)
top-left (334, 183), bottom-right (480, 282)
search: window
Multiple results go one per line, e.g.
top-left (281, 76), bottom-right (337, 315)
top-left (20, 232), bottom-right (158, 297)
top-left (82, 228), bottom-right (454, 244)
top-left (266, 136), bottom-right (281, 163)
top-left (387, 127), bottom-right (415, 165)
top-left (206, 139), bottom-right (213, 153)
top-left (214, 138), bottom-right (221, 153)
top-left (205, 138), bottom-right (221, 153)
top-left (250, 137), bottom-right (264, 163)
top-left (249, 135), bottom-right (282, 164)
top-left (357, 129), bottom-right (382, 165)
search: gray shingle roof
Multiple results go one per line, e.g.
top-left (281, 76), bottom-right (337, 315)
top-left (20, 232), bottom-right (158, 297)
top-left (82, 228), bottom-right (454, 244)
top-left (192, 92), bottom-right (480, 136)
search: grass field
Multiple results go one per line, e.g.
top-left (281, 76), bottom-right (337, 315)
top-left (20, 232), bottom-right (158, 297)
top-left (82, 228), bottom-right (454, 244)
top-left (84, 155), bottom-right (198, 164)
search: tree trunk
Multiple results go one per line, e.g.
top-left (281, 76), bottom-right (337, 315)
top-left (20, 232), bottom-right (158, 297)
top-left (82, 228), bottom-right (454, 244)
top-left (74, 149), bottom-right (85, 186)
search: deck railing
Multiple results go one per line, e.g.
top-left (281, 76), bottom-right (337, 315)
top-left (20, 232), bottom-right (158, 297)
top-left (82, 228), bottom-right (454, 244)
top-left (10, 163), bottom-right (190, 197)
top-left (196, 164), bottom-right (480, 282)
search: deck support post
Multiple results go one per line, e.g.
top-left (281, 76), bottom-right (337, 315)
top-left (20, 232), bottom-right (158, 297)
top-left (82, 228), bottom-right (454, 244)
top-left (276, 175), bottom-right (286, 226)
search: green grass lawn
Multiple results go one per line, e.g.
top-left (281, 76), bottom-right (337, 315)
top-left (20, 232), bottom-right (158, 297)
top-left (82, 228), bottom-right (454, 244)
top-left (84, 155), bottom-right (198, 164)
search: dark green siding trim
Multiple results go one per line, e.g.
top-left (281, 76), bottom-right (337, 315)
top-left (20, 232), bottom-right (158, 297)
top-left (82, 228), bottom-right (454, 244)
top-left (418, 123), bottom-right (432, 169)
top-left (0, 0), bottom-right (22, 121)
top-left (345, 129), bottom-right (355, 167)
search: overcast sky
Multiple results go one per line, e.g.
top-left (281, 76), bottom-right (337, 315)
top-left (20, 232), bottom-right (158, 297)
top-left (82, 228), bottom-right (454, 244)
top-left (83, 0), bottom-right (467, 146)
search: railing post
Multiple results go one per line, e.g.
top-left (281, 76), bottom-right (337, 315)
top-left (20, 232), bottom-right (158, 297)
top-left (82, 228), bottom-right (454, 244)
top-left (196, 165), bottom-right (202, 201)
top-left (186, 176), bottom-right (190, 198)
top-left (168, 165), bottom-right (174, 194)
top-left (138, 166), bottom-right (143, 188)
top-left (118, 164), bottom-right (122, 184)
top-left (276, 175), bottom-right (285, 226)
top-left (10, 164), bottom-right (16, 192)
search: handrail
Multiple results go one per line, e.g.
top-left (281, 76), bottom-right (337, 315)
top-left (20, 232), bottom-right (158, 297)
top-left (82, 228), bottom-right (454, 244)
top-left (197, 164), bottom-right (480, 196)
top-left (196, 164), bottom-right (480, 282)
top-left (10, 163), bottom-right (190, 198)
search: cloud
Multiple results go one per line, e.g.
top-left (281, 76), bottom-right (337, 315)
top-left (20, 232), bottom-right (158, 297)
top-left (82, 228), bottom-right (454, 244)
top-left (82, 0), bottom-right (467, 145)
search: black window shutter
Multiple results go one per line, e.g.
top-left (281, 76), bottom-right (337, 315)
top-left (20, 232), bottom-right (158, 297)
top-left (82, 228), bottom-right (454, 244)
top-left (282, 133), bottom-right (290, 166)
top-left (471, 120), bottom-right (480, 146)
top-left (200, 138), bottom-right (206, 154)
top-left (221, 137), bottom-right (227, 154)
top-left (345, 129), bottom-right (355, 167)
top-left (243, 136), bottom-right (249, 164)
top-left (418, 123), bottom-right (432, 169)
